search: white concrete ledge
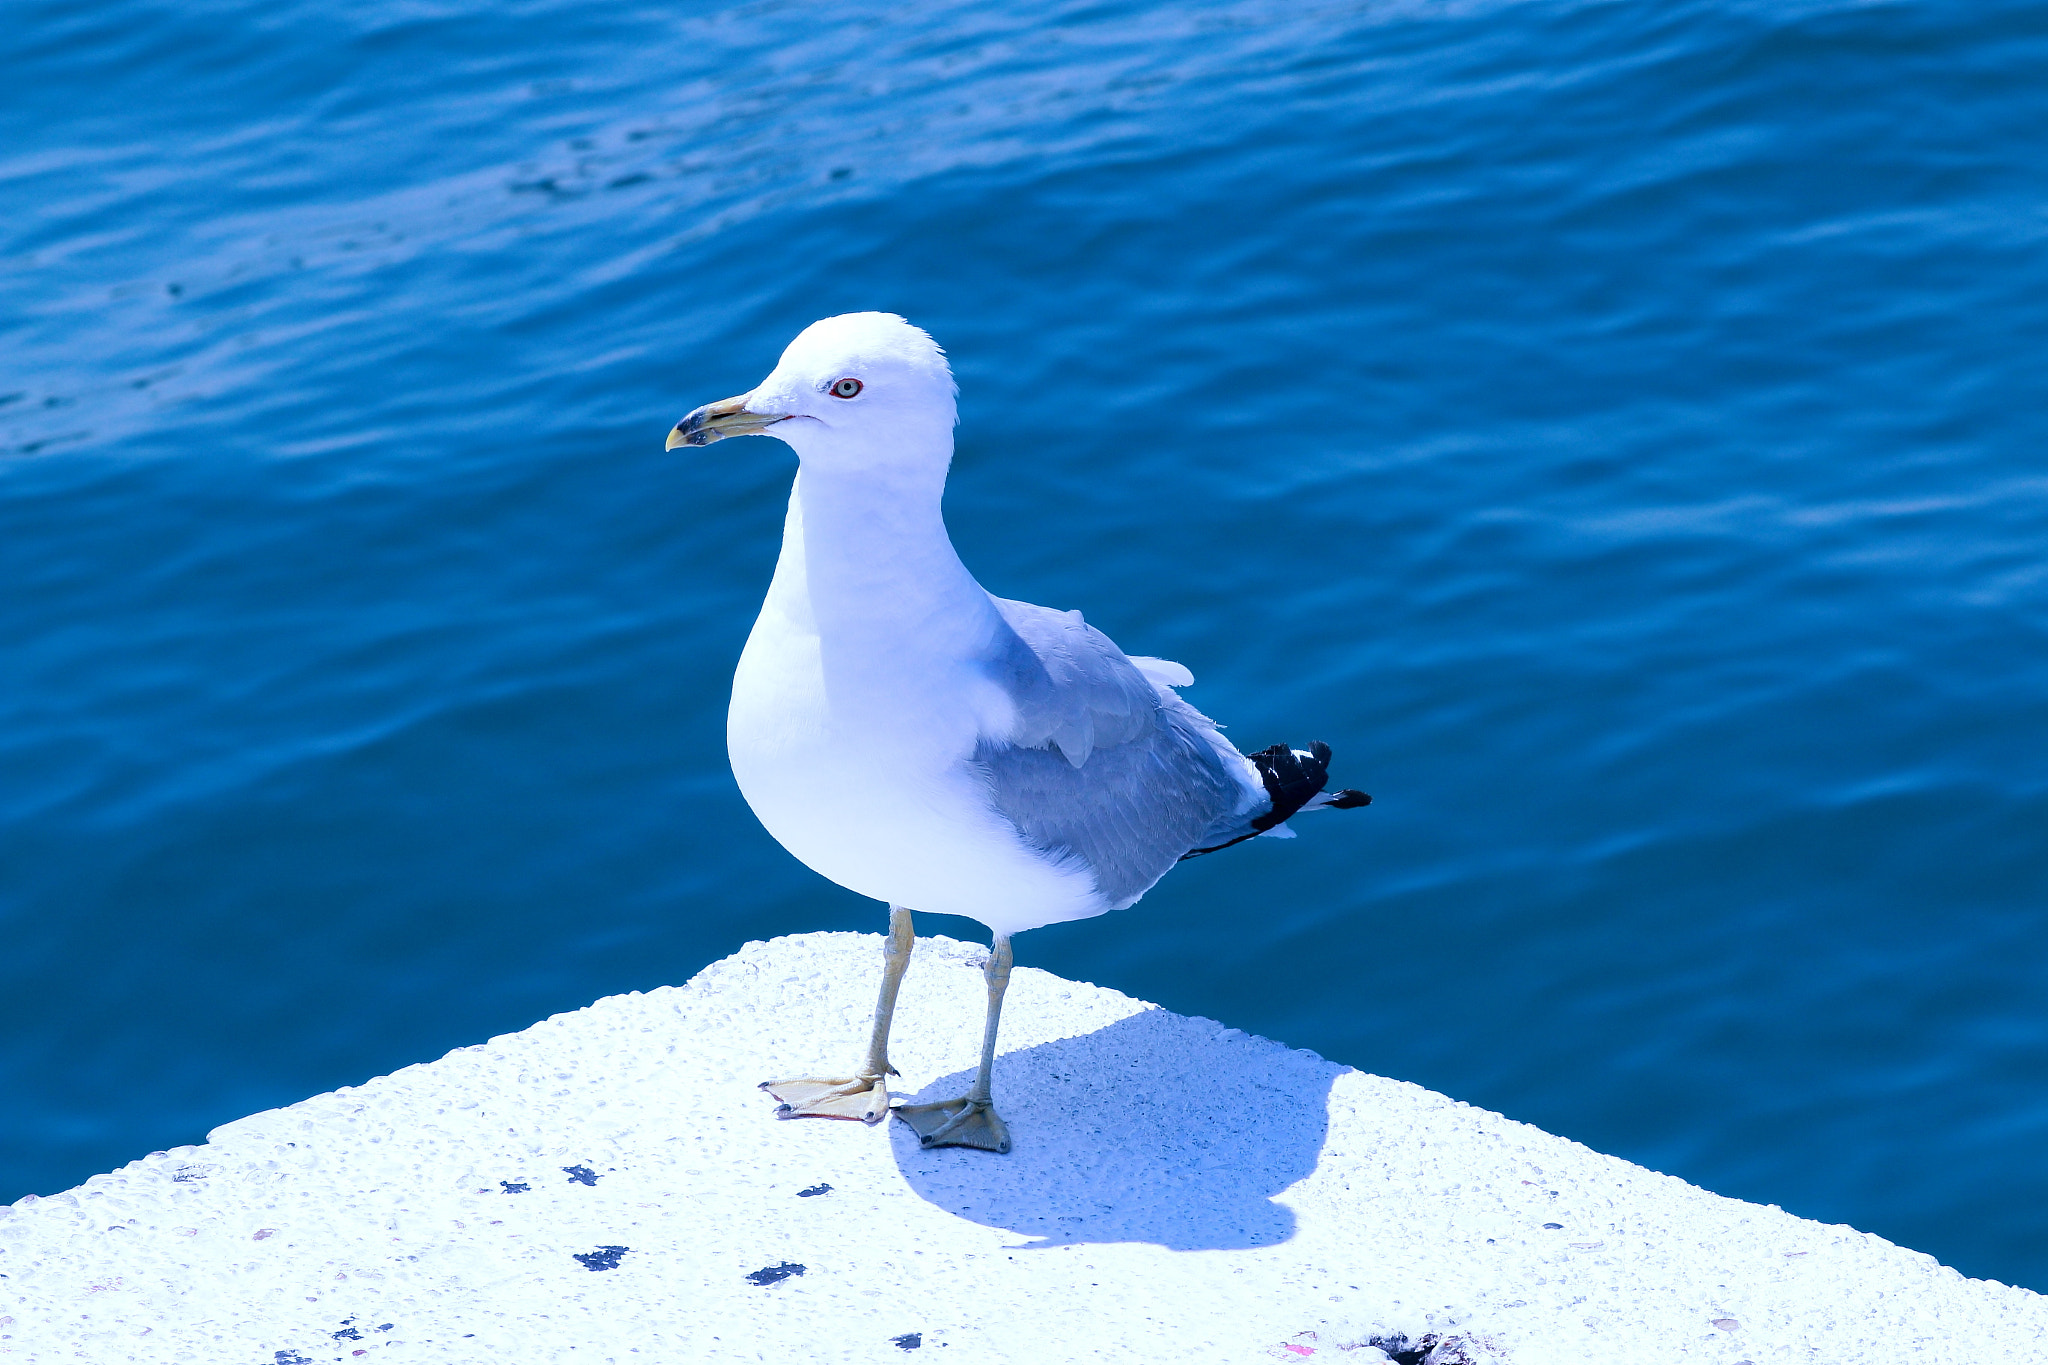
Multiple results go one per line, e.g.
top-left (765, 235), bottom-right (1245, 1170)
top-left (3, 932), bottom-right (2041, 1363)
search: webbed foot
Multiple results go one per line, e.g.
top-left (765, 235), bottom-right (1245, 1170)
top-left (760, 1072), bottom-right (893, 1124)
top-left (894, 1096), bottom-right (1011, 1153)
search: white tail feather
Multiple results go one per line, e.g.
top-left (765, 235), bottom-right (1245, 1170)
top-left (1127, 656), bottom-right (1195, 689)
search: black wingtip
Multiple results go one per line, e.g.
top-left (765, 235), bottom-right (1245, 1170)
top-left (1180, 740), bottom-right (1368, 861)
top-left (1247, 741), bottom-right (1342, 831)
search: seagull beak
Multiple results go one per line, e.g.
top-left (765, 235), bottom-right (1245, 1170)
top-left (665, 394), bottom-right (786, 449)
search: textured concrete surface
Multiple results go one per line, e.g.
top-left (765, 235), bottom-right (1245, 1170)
top-left (2, 931), bottom-right (2042, 1364)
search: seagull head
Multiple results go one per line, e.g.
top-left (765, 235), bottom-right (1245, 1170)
top-left (667, 312), bottom-right (958, 473)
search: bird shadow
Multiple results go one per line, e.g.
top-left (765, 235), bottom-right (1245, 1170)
top-left (888, 1008), bottom-right (1343, 1250)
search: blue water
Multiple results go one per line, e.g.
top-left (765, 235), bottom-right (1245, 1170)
top-left (5, 0), bottom-right (2046, 1288)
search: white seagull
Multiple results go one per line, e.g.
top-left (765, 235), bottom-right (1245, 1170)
top-left (667, 313), bottom-right (1369, 1154)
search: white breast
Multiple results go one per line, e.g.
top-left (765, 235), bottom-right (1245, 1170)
top-left (724, 481), bottom-right (1108, 936)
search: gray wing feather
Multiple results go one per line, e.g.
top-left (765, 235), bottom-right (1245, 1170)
top-left (988, 599), bottom-right (1157, 767)
top-left (975, 598), bottom-right (1262, 909)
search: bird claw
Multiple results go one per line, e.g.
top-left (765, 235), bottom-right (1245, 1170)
top-left (759, 1073), bottom-right (892, 1124)
top-left (894, 1096), bottom-right (1011, 1154)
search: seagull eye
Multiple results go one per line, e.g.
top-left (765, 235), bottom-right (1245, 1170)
top-left (829, 377), bottom-right (863, 398)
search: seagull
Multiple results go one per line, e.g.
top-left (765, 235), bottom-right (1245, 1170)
top-left (667, 313), bottom-right (1369, 1154)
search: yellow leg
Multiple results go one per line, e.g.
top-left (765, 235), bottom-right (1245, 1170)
top-left (894, 934), bottom-right (1013, 1154)
top-left (760, 905), bottom-right (913, 1124)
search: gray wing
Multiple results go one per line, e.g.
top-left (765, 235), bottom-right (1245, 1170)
top-left (975, 597), bottom-right (1264, 910)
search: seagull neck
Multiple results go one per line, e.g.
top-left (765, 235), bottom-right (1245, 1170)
top-left (779, 463), bottom-right (993, 642)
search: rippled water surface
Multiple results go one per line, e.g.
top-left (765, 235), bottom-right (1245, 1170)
top-left (6, 0), bottom-right (2047, 1288)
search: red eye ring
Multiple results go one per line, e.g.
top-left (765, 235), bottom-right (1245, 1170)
top-left (829, 377), bottom-right (863, 398)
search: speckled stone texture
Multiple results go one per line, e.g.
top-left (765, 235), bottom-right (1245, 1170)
top-left (3, 932), bottom-right (2042, 1364)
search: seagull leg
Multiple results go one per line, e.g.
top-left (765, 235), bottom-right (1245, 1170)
top-left (894, 933), bottom-right (1013, 1154)
top-left (760, 904), bottom-right (913, 1124)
